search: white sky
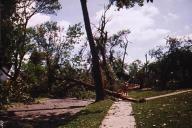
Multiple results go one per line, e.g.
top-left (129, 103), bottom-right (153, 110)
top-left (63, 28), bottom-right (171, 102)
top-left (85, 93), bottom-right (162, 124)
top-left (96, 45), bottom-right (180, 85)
top-left (28, 0), bottom-right (192, 64)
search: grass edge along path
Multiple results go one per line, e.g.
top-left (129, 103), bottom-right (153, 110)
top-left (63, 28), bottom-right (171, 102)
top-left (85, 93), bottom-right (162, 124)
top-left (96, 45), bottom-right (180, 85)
top-left (59, 99), bottom-right (113, 128)
top-left (132, 91), bottom-right (192, 128)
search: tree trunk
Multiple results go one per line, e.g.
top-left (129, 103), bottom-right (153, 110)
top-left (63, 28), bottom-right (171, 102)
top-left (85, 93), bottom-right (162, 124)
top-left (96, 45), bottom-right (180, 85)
top-left (56, 76), bottom-right (141, 103)
top-left (101, 49), bottom-right (116, 89)
top-left (80, 0), bottom-right (105, 101)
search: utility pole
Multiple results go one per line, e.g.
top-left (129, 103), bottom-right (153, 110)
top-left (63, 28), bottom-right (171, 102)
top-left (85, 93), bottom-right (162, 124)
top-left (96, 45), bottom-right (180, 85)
top-left (145, 54), bottom-right (148, 73)
top-left (144, 53), bottom-right (148, 88)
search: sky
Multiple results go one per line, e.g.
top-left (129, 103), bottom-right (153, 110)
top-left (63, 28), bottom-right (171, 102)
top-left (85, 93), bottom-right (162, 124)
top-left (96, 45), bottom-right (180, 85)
top-left (28, 0), bottom-right (192, 64)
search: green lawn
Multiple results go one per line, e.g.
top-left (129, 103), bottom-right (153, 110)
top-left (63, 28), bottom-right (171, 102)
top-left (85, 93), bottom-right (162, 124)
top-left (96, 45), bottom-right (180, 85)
top-left (132, 91), bottom-right (192, 128)
top-left (59, 99), bottom-right (113, 128)
top-left (128, 90), bottom-right (175, 99)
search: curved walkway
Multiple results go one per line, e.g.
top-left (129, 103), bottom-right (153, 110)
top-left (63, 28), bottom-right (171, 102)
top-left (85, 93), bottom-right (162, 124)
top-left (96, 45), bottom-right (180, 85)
top-left (100, 89), bottom-right (192, 128)
top-left (100, 100), bottom-right (136, 128)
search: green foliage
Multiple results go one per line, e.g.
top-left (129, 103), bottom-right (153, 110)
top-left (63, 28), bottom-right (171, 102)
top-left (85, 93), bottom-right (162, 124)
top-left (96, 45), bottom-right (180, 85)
top-left (112, 58), bottom-right (124, 76)
top-left (0, 82), bottom-right (11, 105)
top-left (59, 99), bottom-right (113, 128)
top-left (0, 80), bottom-right (34, 104)
top-left (0, 1), bottom-right (62, 104)
top-left (111, 58), bottom-right (129, 80)
top-left (67, 23), bottom-right (84, 39)
top-left (128, 60), bottom-right (142, 77)
top-left (35, 0), bottom-right (61, 14)
top-left (21, 61), bottom-right (47, 97)
top-left (133, 91), bottom-right (192, 128)
top-left (67, 87), bottom-right (95, 99)
top-left (109, 0), bottom-right (154, 9)
top-left (110, 0), bottom-right (144, 9)
top-left (148, 38), bottom-right (192, 89)
top-left (0, 0), bottom-right (61, 70)
top-left (19, 22), bottom-right (87, 99)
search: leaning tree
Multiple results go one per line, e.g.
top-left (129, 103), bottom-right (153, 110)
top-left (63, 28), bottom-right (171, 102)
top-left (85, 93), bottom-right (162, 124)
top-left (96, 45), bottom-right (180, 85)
top-left (79, 0), bottom-right (153, 101)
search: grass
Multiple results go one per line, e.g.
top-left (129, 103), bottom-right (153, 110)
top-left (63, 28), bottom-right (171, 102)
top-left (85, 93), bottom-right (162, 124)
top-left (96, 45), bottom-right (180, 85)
top-left (132, 91), bottom-right (192, 128)
top-left (128, 90), bottom-right (176, 99)
top-left (59, 99), bottom-right (113, 128)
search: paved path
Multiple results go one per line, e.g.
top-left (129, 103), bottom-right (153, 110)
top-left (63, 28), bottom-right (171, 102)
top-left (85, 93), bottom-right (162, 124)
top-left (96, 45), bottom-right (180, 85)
top-left (1, 98), bottom-right (93, 127)
top-left (145, 89), bottom-right (192, 101)
top-left (7, 98), bottom-right (93, 119)
top-left (100, 100), bottom-right (136, 128)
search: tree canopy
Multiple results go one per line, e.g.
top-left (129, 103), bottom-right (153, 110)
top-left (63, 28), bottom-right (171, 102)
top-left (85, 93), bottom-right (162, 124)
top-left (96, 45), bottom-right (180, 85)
top-left (109, 0), bottom-right (153, 9)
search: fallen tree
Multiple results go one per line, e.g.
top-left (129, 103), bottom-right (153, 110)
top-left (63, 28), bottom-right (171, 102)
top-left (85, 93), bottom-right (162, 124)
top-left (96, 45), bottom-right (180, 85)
top-left (56, 77), bottom-right (144, 102)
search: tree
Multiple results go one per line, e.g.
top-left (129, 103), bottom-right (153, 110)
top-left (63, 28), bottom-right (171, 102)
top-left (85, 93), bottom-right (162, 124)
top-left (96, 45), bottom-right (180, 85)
top-left (148, 37), bottom-right (192, 89)
top-left (93, 7), bottom-right (119, 90)
top-left (0, 0), bottom-right (61, 84)
top-left (80, 0), bottom-right (105, 101)
top-left (111, 30), bottom-right (131, 74)
top-left (110, 0), bottom-right (146, 9)
top-left (128, 59), bottom-right (143, 83)
top-left (0, 0), bottom-right (17, 81)
top-left (32, 21), bottom-right (84, 94)
top-left (106, 29), bottom-right (131, 81)
top-left (80, 0), bottom-right (153, 101)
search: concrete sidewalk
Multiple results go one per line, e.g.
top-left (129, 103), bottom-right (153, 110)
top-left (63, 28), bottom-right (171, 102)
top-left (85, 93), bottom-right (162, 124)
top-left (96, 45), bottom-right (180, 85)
top-left (100, 100), bottom-right (136, 128)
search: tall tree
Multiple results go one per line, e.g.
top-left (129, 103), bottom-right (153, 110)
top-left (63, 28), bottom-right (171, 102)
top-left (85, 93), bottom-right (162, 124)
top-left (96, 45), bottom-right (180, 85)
top-left (80, 0), bottom-right (153, 101)
top-left (0, 0), bottom-right (61, 83)
top-left (94, 7), bottom-right (118, 90)
top-left (33, 21), bottom-right (83, 92)
top-left (80, 0), bottom-right (105, 101)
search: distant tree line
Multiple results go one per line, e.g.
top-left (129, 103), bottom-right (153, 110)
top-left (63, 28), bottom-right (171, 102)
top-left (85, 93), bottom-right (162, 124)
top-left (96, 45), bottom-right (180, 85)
top-left (128, 37), bottom-right (192, 90)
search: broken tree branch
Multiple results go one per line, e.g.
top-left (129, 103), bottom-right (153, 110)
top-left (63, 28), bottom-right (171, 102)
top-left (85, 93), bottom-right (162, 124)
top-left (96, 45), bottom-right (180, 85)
top-left (55, 76), bottom-right (143, 102)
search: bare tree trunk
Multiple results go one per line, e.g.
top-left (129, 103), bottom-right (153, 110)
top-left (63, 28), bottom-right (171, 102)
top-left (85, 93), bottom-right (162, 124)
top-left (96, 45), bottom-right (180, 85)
top-left (80, 0), bottom-right (105, 101)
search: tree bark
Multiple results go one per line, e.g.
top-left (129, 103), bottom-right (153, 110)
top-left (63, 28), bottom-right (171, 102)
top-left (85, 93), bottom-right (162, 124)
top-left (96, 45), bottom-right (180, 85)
top-left (80, 0), bottom-right (105, 101)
